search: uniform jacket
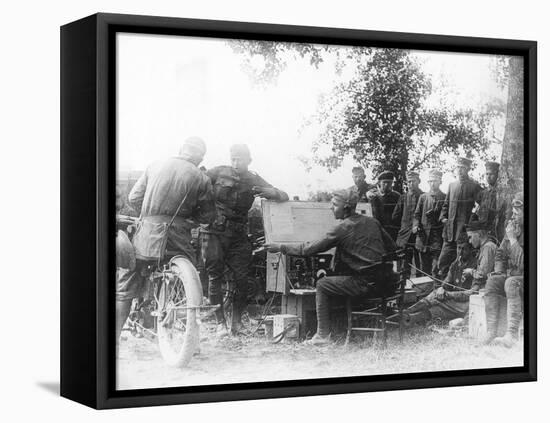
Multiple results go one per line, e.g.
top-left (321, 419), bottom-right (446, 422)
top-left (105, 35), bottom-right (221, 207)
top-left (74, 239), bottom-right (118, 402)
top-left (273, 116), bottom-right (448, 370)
top-left (205, 165), bottom-right (287, 231)
top-left (495, 227), bottom-right (524, 277)
top-left (393, 187), bottom-right (423, 248)
top-left (281, 214), bottom-right (397, 274)
top-left (129, 156), bottom-right (215, 224)
top-left (370, 190), bottom-right (401, 241)
top-left (474, 185), bottom-right (510, 243)
top-left (473, 238), bottom-right (498, 282)
top-left (413, 189), bottom-right (446, 252)
top-left (439, 176), bottom-right (481, 242)
top-left (128, 156), bottom-right (215, 259)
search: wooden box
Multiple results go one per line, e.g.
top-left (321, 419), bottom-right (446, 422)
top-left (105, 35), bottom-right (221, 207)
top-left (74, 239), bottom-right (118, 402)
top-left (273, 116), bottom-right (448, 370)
top-left (468, 292), bottom-right (507, 339)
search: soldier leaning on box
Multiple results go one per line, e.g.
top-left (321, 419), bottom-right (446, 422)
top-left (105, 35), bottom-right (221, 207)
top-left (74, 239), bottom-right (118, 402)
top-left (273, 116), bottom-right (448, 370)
top-left (483, 192), bottom-right (524, 347)
top-left (402, 234), bottom-right (478, 326)
top-left (370, 171), bottom-right (401, 242)
top-left (264, 190), bottom-right (398, 346)
top-left (115, 137), bottom-right (216, 349)
top-left (437, 157), bottom-right (481, 278)
top-left (201, 144), bottom-right (289, 337)
top-left (413, 169), bottom-right (446, 277)
top-left (393, 171), bottom-right (423, 278)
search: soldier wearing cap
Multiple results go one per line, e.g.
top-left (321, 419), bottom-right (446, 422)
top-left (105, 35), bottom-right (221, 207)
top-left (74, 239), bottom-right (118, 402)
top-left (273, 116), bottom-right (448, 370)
top-left (472, 161), bottom-right (509, 243)
top-left (116, 137), bottom-right (216, 348)
top-left (370, 170), bottom-right (401, 241)
top-left (437, 156), bottom-right (481, 278)
top-left (413, 169), bottom-right (446, 276)
top-left (201, 144), bottom-right (289, 336)
top-left (483, 191), bottom-right (524, 347)
top-left (402, 234), bottom-right (479, 326)
top-left (264, 189), bottom-right (398, 345)
top-left (349, 166), bottom-right (376, 202)
top-left (393, 170), bottom-right (424, 278)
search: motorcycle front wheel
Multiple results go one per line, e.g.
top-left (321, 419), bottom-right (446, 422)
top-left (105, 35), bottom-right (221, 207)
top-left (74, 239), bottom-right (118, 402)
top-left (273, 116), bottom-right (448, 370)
top-left (156, 257), bottom-right (202, 367)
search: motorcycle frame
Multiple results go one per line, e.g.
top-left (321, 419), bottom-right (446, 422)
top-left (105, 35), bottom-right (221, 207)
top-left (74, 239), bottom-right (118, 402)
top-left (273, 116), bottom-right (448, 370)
top-left (60, 12), bottom-right (537, 409)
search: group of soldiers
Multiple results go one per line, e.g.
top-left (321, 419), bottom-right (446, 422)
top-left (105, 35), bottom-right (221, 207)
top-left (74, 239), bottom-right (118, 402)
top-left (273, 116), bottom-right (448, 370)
top-left (346, 157), bottom-right (524, 348)
top-left (116, 136), bottom-right (524, 350)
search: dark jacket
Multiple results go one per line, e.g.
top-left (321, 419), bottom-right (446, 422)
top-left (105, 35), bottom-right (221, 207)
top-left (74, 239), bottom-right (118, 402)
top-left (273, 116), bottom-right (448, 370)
top-left (281, 214), bottom-right (397, 274)
top-left (349, 181), bottom-right (376, 203)
top-left (413, 189), bottom-right (446, 252)
top-left (495, 225), bottom-right (524, 277)
top-left (205, 165), bottom-right (288, 232)
top-left (371, 190), bottom-right (401, 241)
top-left (439, 177), bottom-right (481, 242)
top-left (474, 185), bottom-right (510, 243)
top-left (393, 187), bottom-right (423, 248)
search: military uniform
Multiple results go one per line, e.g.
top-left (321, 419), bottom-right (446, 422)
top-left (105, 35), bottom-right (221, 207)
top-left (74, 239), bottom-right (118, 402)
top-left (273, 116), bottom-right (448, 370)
top-left (414, 188), bottom-right (446, 275)
top-left (484, 214), bottom-right (524, 345)
top-left (281, 213), bottom-right (398, 337)
top-left (474, 185), bottom-right (509, 243)
top-left (405, 237), bottom-right (495, 323)
top-left (437, 170), bottom-right (481, 277)
top-left (201, 165), bottom-right (287, 325)
top-left (371, 186), bottom-right (401, 241)
top-left (349, 181), bottom-right (376, 203)
top-left (393, 184), bottom-right (423, 277)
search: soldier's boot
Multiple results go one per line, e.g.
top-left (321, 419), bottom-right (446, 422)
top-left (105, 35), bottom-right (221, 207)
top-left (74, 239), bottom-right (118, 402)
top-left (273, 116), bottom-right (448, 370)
top-left (402, 308), bottom-right (431, 327)
top-left (209, 295), bottom-right (229, 338)
top-left (481, 294), bottom-right (500, 345)
top-left (494, 297), bottom-right (522, 348)
top-left (230, 301), bottom-right (246, 336)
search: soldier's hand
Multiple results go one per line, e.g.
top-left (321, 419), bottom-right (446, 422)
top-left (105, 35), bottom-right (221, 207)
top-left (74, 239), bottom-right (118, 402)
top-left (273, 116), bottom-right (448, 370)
top-left (441, 218), bottom-right (448, 224)
top-left (263, 243), bottom-right (283, 253)
top-left (412, 226), bottom-right (418, 234)
top-left (434, 287), bottom-right (446, 300)
top-left (462, 268), bottom-right (474, 276)
top-left (252, 186), bottom-right (275, 198)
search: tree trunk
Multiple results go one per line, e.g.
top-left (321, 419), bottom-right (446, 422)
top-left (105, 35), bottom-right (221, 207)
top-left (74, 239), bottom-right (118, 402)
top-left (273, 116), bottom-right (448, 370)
top-left (499, 56), bottom-right (524, 196)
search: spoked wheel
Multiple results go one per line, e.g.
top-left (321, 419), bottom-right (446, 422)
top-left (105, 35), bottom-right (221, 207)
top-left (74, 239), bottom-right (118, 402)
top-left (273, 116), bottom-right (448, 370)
top-left (157, 257), bottom-right (202, 367)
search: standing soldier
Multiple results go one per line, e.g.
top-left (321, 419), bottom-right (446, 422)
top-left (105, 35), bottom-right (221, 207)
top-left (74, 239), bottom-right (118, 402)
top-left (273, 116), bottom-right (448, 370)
top-left (393, 171), bottom-right (423, 278)
top-left (370, 171), bottom-right (401, 241)
top-left (473, 161), bottom-right (509, 243)
top-left (438, 157), bottom-right (481, 278)
top-left (483, 192), bottom-right (524, 347)
top-left (349, 166), bottom-right (376, 202)
top-left (116, 137), bottom-right (215, 348)
top-left (413, 169), bottom-right (446, 276)
top-left (202, 144), bottom-right (289, 336)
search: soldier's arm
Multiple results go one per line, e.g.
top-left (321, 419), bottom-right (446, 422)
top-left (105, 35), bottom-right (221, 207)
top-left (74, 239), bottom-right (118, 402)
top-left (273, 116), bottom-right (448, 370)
top-left (439, 186), bottom-right (450, 222)
top-left (252, 174), bottom-right (289, 202)
top-left (193, 176), bottom-right (216, 225)
top-left (494, 240), bottom-right (510, 274)
top-left (379, 221), bottom-right (397, 254)
top-left (281, 224), bottom-right (344, 256)
top-left (370, 195), bottom-right (383, 222)
top-left (413, 195), bottom-right (424, 228)
top-left (392, 194), bottom-right (404, 223)
top-left (128, 170), bottom-right (148, 213)
top-left (473, 243), bottom-right (497, 282)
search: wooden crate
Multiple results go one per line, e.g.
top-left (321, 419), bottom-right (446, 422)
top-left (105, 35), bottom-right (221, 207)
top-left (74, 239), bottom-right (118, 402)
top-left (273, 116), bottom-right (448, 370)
top-left (468, 293), bottom-right (507, 339)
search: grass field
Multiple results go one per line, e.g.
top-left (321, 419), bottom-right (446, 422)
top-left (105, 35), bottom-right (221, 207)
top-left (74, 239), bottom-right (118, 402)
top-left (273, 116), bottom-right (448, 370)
top-left (116, 323), bottom-right (523, 390)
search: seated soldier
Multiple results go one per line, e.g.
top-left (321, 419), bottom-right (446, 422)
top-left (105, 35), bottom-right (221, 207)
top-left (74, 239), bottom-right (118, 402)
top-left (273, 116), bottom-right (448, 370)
top-left (402, 235), bottom-right (477, 326)
top-left (403, 221), bottom-right (496, 326)
top-left (483, 192), bottom-right (524, 347)
top-left (265, 189), bottom-right (398, 345)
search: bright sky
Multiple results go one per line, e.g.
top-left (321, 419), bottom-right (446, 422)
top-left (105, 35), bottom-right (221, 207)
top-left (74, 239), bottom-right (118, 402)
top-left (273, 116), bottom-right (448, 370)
top-left (117, 33), bottom-right (511, 197)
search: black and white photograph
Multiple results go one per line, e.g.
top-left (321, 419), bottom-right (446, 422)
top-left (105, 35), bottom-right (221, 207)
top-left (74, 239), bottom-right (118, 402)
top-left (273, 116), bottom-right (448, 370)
top-left (114, 31), bottom-right (527, 391)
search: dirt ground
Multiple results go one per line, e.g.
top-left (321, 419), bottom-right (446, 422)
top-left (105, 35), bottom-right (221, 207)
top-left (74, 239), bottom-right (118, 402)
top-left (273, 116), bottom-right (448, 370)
top-left (116, 321), bottom-right (523, 390)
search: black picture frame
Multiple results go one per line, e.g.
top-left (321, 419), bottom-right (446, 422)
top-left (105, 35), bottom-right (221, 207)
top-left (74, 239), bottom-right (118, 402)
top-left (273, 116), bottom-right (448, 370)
top-left (60, 12), bottom-right (537, 409)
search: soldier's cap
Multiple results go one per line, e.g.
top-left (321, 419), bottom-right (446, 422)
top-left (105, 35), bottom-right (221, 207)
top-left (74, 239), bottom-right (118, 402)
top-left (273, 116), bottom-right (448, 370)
top-left (465, 221), bottom-right (488, 232)
top-left (332, 189), bottom-right (359, 208)
top-left (406, 171), bottom-right (420, 180)
top-left (427, 169), bottom-right (443, 180)
top-left (456, 157), bottom-right (472, 168)
top-left (485, 161), bottom-right (500, 171)
top-left (179, 136), bottom-right (206, 157)
top-left (230, 143), bottom-right (251, 159)
top-left (512, 191), bottom-right (524, 208)
top-left (377, 170), bottom-right (395, 181)
top-left (352, 166), bottom-right (365, 174)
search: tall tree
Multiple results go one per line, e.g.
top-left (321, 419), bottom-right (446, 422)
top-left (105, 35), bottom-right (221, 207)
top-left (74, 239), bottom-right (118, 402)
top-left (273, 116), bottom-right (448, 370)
top-left (499, 56), bottom-right (524, 195)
